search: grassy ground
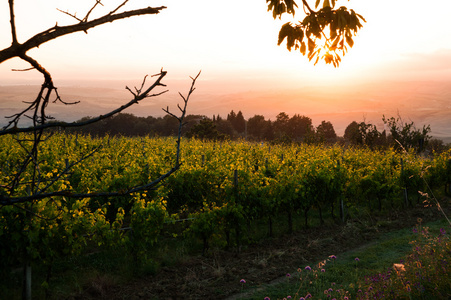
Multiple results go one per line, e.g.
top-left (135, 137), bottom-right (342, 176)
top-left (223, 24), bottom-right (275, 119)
top-left (238, 218), bottom-right (450, 300)
top-left (2, 203), bottom-right (449, 299)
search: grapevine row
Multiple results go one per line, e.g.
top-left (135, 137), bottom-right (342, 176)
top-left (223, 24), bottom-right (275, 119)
top-left (0, 133), bottom-right (450, 288)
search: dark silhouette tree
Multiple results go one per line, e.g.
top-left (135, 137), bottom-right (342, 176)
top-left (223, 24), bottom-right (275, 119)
top-left (288, 114), bottom-right (314, 141)
top-left (226, 110), bottom-right (246, 135)
top-left (186, 118), bottom-right (226, 141)
top-left (344, 120), bottom-right (386, 149)
top-left (227, 110), bottom-right (237, 123)
top-left (362, 123), bottom-right (383, 149)
top-left (383, 114), bottom-right (431, 152)
top-left (344, 121), bottom-right (361, 145)
top-left (247, 115), bottom-right (270, 141)
top-left (426, 138), bottom-right (448, 154)
top-left (274, 112), bottom-right (290, 139)
top-left (69, 113), bottom-right (161, 137)
top-left (106, 113), bottom-right (145, 136)
top-left (262, 121), bottom-right (275, 141)
top-left (316, 120), bottom-right (337, 143)
top-left (234, 111), bottom-right (246, 134)
top-left (215, 118), bottom-right (236, 138)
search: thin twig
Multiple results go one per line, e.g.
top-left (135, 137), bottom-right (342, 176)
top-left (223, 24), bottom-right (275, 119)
top-left (163, 70), bottom-right (201, 167)
top-left (37, 146), bottom-right (102, 195)
top-left (108, 0), bottom-right (129, 16)
top-left (0, 71), bottom-right (201, 206)
top-left (1, 71), bottom-right (168, 134)
top-left (83, 0), bottom-right (104, 22)
top-left (0, 6), bottom-right (167, 64)
top-left (56, 9), bottom-right (83, 22)
top-left (8, 0), bottom-right (18, 45)
top-left (12, 67), bottom-right (35, 72)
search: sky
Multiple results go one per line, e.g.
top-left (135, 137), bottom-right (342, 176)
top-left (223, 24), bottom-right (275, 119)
top-left (1, 0), bottom-right (451, 137)
top-left (2, 0), bottom-right (451, 84)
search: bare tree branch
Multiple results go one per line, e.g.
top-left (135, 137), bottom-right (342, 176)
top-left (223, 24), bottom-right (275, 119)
top-left (0, 3), bottom-right (196, 299)
top-left (0, 5), bottom-right (166, 64)
top-left (11, 67), bottom-right (34, 72)
top-left (163, 70), bottom-right (201, 166)
top-left (56, 9), bottom-right (83, 23)
top-left (8, 0), bottom-right (18, 45)
top-left (36, 146), bottom-right (102, 195)
top-left (0, 0), bottom-right (197, 215)
top-left (0, 71), bottom-right (201, 206)
top-left (84, 0), bottom-right (105, 22)
top-left (0, 166), bottom-right (177, 206)
top-left (56, 0), bottom-right (106, 24)
top-left (0, 71), bottom-right (168, 134)
top-left (108, 0), bottom-right (129, 16)
top-left (1, 52), bottom-right (55, 131)
top-left (1, 1), bottom-right (166, 132)
top-left (52, 88), bottom-right (80, 106)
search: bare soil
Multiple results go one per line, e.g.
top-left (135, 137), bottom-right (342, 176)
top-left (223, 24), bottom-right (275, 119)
top-left (76, 203), bottom-right (449, 300)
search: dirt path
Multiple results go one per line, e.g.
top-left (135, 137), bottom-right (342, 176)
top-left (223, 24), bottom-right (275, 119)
top-left (223, 237), bottom-right (386, 300)
top-left (79, 205), bottom-right (447, 300)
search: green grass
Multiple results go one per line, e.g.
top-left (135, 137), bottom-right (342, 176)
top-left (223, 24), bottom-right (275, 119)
top-left (1, 207), bottom-right (448, 300)
top-left (238, 218), bottom-right (450, 300)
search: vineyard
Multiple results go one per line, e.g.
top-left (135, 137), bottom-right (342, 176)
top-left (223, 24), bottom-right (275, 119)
top-left (1, 133), bottom-right (450, 298)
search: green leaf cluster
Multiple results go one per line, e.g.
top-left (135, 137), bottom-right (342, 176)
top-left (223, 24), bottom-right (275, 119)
top-left (267, 0), bottom-right (298, 19)
top-left (271, 0), bottom-right (365, 66)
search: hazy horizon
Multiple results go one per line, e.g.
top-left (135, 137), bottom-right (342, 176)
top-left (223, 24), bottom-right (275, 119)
top-left (1, 76), bottom-right (450, 143)
top-left (1, 1), bottom-right (451, 142)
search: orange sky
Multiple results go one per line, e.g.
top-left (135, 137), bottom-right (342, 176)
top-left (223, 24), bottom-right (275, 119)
top-left (2, 0), bottom-right (451, 84)
top-left (1, 0), bottom-right (451, 139)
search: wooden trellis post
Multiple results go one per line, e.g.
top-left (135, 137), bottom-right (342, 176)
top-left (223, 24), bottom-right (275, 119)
top-left (338, 160), bottom-right (345, 223)
top-left (401, 158), bottom-right (409, 207)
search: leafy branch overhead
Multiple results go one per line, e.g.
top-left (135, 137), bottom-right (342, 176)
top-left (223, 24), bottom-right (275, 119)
top-left (268, 0), bottom-right (365, 67)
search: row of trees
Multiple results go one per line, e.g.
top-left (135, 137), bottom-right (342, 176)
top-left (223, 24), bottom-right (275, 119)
top-left (65, 110), bottom-right (443, 153)
top-left (64, 110), bottom-right (335, 142)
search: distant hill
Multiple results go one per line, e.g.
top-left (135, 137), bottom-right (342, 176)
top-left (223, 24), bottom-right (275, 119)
top-left (1, 80), bottom-right (450, 143)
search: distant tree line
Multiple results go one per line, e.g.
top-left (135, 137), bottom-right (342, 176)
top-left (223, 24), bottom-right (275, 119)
top-left (61, 110), bottom-right (448, 153)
